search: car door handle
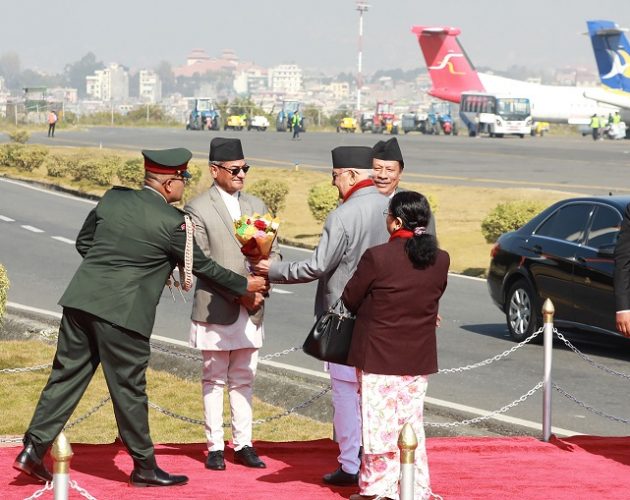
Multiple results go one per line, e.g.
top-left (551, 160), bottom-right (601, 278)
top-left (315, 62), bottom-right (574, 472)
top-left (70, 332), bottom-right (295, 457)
top-left (532, 244), bottom-right (542, 255)
top-left (575, 256), bottom-right (587, 264)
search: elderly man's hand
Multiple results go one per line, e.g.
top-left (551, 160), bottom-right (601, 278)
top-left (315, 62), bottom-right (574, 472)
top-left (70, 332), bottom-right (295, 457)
top-left (251, 259), bottom-right (271, 277)
top-left (240, 292), bottom-right (265, 313)
top-left (616, 311), bottom-right (630, 337)
top-left (246, 275), bottom-right (268, 294)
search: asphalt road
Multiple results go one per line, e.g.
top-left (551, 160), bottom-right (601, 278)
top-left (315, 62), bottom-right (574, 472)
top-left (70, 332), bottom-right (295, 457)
top-left (2, 176), bottom-right (630, 437)
top-left (7, 126), bottom-right (630, 195)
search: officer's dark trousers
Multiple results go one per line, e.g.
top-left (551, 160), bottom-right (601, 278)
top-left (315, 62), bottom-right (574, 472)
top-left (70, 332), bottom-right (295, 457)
top-left (25, 308), bottom-right (155, 469)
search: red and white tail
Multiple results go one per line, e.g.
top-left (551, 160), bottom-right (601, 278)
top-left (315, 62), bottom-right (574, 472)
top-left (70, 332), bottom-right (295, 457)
top-left (411, 26), bottom-right (485, 103)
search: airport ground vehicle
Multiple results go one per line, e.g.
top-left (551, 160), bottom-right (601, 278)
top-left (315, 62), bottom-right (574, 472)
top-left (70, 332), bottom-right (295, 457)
top-left (460, 92), bottom-right (532, 138)
top-left (186, 98), bottom-right (221, 131)
top-left (426, 102), bottom-right (458, 135)
top-left (224, 114), bottom-right (247, 131)
top-left (359, 112), bottom-right (374, 133)
top-left (487, 196), bottom-right (630, 342)
top-left (248, 115), bottom-right (269, 131)
top-left (401, 112), bottom-right (428, 134)
top-left (530, 121), bottom-right (550, 136)
top-left (371, 101), bottom-right (399, 134)
top-left (276, 100), bottom-right (306, 132)
top-left (337, 116), bottom-right (357, 133)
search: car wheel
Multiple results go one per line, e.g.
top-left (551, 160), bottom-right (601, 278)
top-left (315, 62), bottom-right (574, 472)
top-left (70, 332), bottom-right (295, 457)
top-left (505, 280), bottom-right (540, 342)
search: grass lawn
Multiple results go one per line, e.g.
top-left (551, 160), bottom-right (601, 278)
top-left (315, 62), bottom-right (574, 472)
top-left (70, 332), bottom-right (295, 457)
top-left (0, 340), bottom-right (331, 444)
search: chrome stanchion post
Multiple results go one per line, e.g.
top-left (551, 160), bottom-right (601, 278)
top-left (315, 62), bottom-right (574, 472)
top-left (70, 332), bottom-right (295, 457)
top-left (398, 422), bottom-right (418, 500)
top-left (52, 432), bottom-right (73, 500)
top-left (542, 299), bottom-right (555, 442)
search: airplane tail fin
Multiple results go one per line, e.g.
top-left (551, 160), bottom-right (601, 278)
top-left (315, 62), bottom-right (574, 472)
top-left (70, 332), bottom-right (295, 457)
top-left (411, 25), bottom-right (485, 102)
top-left (586, 20), bottom-right (630, 92)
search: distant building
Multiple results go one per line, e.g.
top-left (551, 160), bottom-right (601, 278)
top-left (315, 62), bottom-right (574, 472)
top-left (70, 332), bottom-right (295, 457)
top-left (174, 48), bottom-right (245, 77)
top-left (48, 87), bottom-right (78, 104)
top-left (268, 64), bottom-right (303, 94)
top-left (233, 67), bottom-right (268, 95)
top-left (86, 63), bottom-right (129, 101)
top-left (139, 70), bottom-right (162, 103)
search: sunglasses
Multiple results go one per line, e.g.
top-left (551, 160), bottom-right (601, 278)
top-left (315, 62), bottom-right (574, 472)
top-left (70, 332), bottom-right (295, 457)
top-left (214, 163), bottom-right (250, 176)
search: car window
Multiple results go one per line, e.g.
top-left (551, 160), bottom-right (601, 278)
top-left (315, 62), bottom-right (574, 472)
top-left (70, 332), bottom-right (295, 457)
top-left (584, 206), bottom-right (621, 249)
top-left (535, 203), bottom-right (593, 242)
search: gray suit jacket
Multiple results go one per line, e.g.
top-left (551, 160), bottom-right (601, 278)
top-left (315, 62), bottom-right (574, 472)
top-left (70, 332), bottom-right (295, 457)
top-left (186, 184), bottom-right (280, 326)
top-left (269, 185), bottom-right (389, 380)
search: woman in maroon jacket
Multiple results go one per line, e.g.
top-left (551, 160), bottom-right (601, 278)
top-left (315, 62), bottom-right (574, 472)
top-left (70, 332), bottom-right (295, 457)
top-left (342, 191), bottom-right (449, 500)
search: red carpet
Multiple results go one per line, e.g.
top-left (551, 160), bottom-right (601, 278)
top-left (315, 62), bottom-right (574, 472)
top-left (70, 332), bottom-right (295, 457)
top-left (3, 436), bottom-right (630, 499)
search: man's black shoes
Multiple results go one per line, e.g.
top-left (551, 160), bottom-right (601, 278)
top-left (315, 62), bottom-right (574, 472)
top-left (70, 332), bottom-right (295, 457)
top-left (13, 442), bottom-right (52, 482)
top-left (234, 445), bottom-right (266, 468)
top-left (322, 466), bottom-right (359, 486)
top-left (129, 466), bottom-right (188, 487)
top-left (205, 450), bottom-right (226, 470)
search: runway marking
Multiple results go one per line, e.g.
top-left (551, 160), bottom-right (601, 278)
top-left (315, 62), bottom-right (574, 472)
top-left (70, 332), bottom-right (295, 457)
top-left (0, 178), bottom-right (97, 205)
top-left (21, 225), bottom-right (44, 233)
top-left (5, 299), bottom-right (583, 436)
top-left (51, 236), bottom-right (75, 245)
top-left (0, 215), bottom-right (15, 222)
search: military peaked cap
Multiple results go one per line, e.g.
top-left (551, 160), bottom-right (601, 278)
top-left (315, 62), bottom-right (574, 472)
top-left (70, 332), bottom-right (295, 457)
top-left (372, 137), bottom-right (404, 168)
top-left (331, 146), bottom-right (373, 169)
top-left (209, 137), bottom-right (244, 162)
top-left (142, 148), bottom-right (192, 177)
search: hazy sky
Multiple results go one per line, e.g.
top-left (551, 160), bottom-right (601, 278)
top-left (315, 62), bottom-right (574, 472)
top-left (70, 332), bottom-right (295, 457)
top-left (3, 1), bottom-right (630, 74)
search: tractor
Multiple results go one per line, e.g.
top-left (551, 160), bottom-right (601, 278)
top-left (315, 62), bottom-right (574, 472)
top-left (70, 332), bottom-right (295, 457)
top-left (425, 101), bottom-right (457, 135)
top-left (276, 100), bottom-right (306, 132)
top-left (371, 101), bottom-right (399, 134)
top-left (186, 98), bottom-right (221, 131)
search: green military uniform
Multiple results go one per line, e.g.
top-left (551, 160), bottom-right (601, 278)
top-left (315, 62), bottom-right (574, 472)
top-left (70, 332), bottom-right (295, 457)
top-left (23, 149), bottom-right (248, 471)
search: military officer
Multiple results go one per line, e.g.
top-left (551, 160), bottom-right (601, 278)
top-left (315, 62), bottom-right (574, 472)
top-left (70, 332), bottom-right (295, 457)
top-left (13, 148), bottom-right (266, 488)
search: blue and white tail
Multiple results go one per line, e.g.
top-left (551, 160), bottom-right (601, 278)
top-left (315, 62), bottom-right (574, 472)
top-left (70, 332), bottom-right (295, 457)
top-left (586, 20), bottom-right (630, 92)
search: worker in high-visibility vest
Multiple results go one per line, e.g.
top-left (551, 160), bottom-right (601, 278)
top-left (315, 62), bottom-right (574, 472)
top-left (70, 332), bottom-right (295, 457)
top-left (590, 114), bottom-right (600, 141)
top-left (614, 112), bottom-right (622, 124)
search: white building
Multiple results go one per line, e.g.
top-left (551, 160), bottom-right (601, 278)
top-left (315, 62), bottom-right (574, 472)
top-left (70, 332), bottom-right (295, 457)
top-left (86, 63), bottom-right (129, 102)
top-left (268, 64), bottom-right (303, 94)
top-left (139, 70), bottom-right (162, 103)
top-left (233, 67), bottom-right (268, 95)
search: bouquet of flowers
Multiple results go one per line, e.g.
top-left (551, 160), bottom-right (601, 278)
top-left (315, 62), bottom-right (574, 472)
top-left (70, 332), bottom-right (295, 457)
top-left (234, 213), bottom-right (280, 261)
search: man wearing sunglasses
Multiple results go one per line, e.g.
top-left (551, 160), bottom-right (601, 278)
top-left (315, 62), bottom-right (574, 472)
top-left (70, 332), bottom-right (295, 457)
top-left (185, 137), bottom-right (281, 472)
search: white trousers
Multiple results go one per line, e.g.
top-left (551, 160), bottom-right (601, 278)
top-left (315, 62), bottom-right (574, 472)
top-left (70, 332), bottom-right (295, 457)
top-left (331, 376), bottom-right (361, 474)
top-left (202, 348), bottom-right (258, 452)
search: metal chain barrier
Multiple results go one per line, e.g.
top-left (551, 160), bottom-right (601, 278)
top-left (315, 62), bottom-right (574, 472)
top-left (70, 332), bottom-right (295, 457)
top-left (259, 346), bottom-right (301, 361)
top-left (553, 383), bottom-right (630, 425)
top-left (425, 381), bottom-right (543, 428)
top-left (438, 327), bottom-right (542, 374)
top-left (23, 481), bottom-right (53, 500)
top-left (70, 479), bottom-right (98, 499)
top-left (64, 396), bottom-right (112, 430)
top-left (0, 363), bottom-right (52, 374)
top-left (553, 328), bottom-right (630, 381)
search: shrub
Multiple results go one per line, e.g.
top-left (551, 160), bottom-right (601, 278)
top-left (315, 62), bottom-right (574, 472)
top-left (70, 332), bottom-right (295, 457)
top-left (247, 179), bottom-right (290, 217)
top-left (0, 263), bottom-right (9, 322)
top-left (12, 145), bottom-right (49, 172)
top-left (307, 182), bottom-right (339, 223)
top-left (117, 158), bottom-right (144, 188)
top-left (44, 153), bottom-right (71, 178)
top-left (74, 155), bottom-right (123, 186)
top-left (186, 162), bottom-right (203, 187)
top-left (0, 144), bottom-right (21, 167)
top-left (7, 129), bottom-right (30, 144)
top-left (481, 200), bottom-right (546, 243)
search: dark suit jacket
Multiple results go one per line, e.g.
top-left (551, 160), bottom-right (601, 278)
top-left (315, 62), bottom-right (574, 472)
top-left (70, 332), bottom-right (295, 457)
top-left (614, 203), bottom-right (630, 311)
top-left (342, 238), bottom-right (449, 376)
top-left (59, 187), bottom-right (247, 338)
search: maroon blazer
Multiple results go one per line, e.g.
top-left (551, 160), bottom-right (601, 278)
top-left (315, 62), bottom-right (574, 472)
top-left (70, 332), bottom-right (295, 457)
top-left (342, 238), bottom-right (449, 376)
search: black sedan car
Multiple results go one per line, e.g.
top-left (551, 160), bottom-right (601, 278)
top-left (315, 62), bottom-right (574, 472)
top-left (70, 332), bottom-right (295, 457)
top-left (487, 195), bottom-right (630, 341)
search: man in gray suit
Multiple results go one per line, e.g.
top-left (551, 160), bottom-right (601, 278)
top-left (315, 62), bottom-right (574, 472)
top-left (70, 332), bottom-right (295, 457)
top-left (372, 137), bottom-right (436, 235)
top-left (254, 146), bottom-right (389, 486)
top-left (185, 138), bottom-right (281, 471)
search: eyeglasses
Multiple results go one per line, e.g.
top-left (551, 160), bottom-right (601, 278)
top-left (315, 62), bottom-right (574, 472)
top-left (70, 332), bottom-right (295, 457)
top-left (332, 170), bottom-right (353, 180)
top-left (214, 163), bottom-right (250, 176)
top-left (166, 176), bottom-right (188, 185)
top-left (382, 209), bottom-right (391, 217)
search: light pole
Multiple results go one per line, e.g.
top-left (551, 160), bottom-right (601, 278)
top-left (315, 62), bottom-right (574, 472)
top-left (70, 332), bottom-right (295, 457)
top-left (356, 1), bottom-right (369, 113)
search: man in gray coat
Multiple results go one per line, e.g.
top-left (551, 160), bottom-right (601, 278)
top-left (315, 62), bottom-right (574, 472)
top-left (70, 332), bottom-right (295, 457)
top-left (253, 146), bottom-right (389, 486)
top-left (185, 138), bottom-right (281, 472)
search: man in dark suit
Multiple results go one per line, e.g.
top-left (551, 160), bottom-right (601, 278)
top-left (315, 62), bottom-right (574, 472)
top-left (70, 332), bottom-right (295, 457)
top-left (185, 138), bottom-right (281, 471)
top-left (13, 148), bottom-right (266, 487)
top-left (614, 203), bottom-right (630, 336)
top-left (372, 137), bottom-right (436, 235)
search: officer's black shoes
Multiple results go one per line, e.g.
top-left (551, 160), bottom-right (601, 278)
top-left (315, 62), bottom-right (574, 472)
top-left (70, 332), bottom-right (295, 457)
top-left (205, 450), bottom-right (226, 470)
top-left (129, 466), bottom-right (188, 487)
top-left (322, 466), bottom-right (359, 486)
top-left (13, 441), bottom-right (52, 482)
top-left (234, 445), bottom-right (266, 468)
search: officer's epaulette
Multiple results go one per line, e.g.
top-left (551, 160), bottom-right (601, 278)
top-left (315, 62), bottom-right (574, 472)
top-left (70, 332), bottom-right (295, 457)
top-left (112, 185), bottom-right (133, 191)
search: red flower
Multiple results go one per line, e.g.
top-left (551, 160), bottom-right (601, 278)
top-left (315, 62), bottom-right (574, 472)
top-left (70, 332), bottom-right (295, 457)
top-left (254, 219), bottom-right (267, 230)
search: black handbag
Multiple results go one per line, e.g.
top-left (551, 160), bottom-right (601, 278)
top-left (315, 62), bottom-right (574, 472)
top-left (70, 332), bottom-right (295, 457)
top-left (302, 299), bottom-right (355, 365)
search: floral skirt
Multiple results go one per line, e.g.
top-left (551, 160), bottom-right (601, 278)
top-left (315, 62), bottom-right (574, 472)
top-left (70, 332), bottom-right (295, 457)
top-left (359, 371), bottom-right (430, 500)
